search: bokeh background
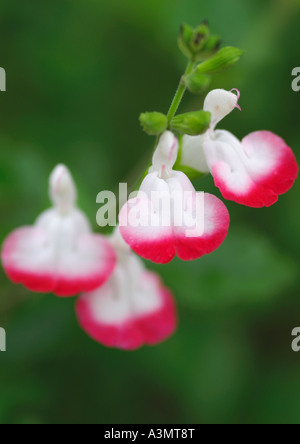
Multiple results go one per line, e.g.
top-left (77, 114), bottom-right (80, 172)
top-left (0, 0), bottom-right (299, 424)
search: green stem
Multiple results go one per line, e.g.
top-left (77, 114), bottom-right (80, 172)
top-left (135, 60), bottom-right (195, 190)
top-left (166, 60), bottom-right (195, 125)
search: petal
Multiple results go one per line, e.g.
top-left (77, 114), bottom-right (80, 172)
top-left (119, 172), bottom-right (229, 263)
top-left (204, 130), bottom-right (298, 208)
top-left (36, 208), bottom-right (91, 242)
top-left (204, 89), bottom-right (240, 128)
top-left (181, 134), bottom-right (210, 173)
top-left (243, 131), bottom-right (298, 196)
top-left (55, 234), bottom-right (117, 297)
top-left (119, 198), bottom-right (175, 263)
top-left (49, 164), bottom-right (77, 215)
top-left (1, 227), bottom-right (116, 297)
top-left (76, 267), bottom-right (177, 351)
top-left (152, 131), bottom-right (179, 173)
top-left (136, 273), bottom-right (177, 346)
top-left (174, 193), bottom-right (230, 261)
top-left (119, 174), bottom-right (175, 264)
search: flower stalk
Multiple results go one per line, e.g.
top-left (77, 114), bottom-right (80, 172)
top-left (167, 60), bottom-right (195, 125)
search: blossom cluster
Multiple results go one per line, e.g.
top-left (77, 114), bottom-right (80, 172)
top-left (1, 87), bottom-right (297, 351)
top-left (1, 19), bottom-right (298, 351)
top-left (1, 165), bottom-right (177, 350)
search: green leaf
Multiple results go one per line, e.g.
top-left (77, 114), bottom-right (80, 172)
top-left (171, 110), bottom-right (211, 135)
top-left (139, 112), bottom-right (168, 136)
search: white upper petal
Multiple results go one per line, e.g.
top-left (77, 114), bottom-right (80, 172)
top-left (49, 164), bottom-right (77, 215)
top-left (204, 89), bottom-right (240, 129)
top-left (36, 164), bottom-right (94, 262)
top-left (179, 89), bottom-right (241, 173)
top-left (151, 131), bottom-right (179, 177)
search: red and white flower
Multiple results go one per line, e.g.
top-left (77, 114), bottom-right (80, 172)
top-left (119, 131), bottom-right (230, 264)
top-left (1, 165), bottom-right (116, 297)
top-left (76, 229), bottom-right (177, 351)
top-left (181, 89), bottom-right (298, 207)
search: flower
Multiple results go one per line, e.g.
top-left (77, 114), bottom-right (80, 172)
top-left (119, 131), bottom-right (230, 264)
top-left (181, 89), bottom-right (298, 207)
top-left (1, 165), bottom-right (116, 297)
top-left (76, 229), bottom-right (177, 351)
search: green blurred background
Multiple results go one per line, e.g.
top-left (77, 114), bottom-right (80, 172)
top-left (0, 0), bottom-right (299, 424)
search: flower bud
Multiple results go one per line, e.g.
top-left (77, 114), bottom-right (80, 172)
top-left (189, 23), bottom-right (210, 53)
top-left (178, 22), bottom-right (211, 61)
top-left (139, 112), bottom-right (168, 136)
top-left (171, 111), bottom-right (211, 136)
top-left (178, 23), bottom-right (194, 59)
top-left (196, 47), bottom-right (244, 74)
top-left (197, 35), bottom-right (222, 60)
top-left (185, 72), bottom-right (211, 94)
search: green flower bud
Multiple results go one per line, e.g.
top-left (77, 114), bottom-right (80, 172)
top-left (197, 35), bottom-right (222, 60)
top-left (178, 21), bottom-right (211, 61)
top-left (178, 23), bottom-right (195, 60)
top-left (184, 72), bottom-right (211, 94)
top-left (196, 47), bottom-right (245, 74)
top-left (189, 23), bottom-right (210, 53)
top-left (139, 112), bottom-right (168, 136)
top-left (171, 111), bottom-right (211, 136)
